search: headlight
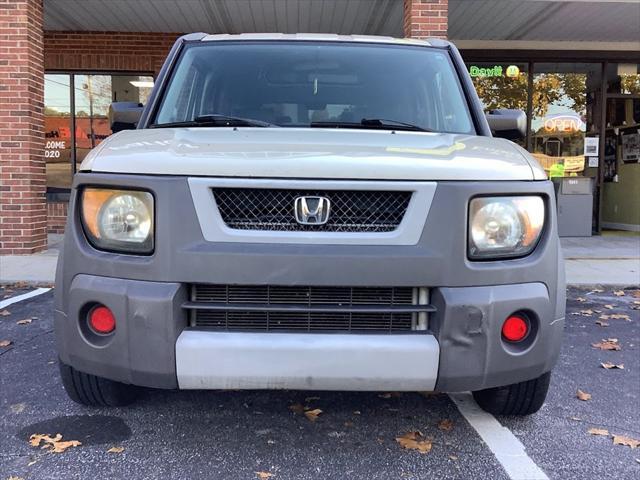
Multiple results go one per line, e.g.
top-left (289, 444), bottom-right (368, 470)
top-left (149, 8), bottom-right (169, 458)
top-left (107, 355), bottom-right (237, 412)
top-left (468, 196), bottom-right (544, 259)
top-left (81, 188), bottom-right (154, 254)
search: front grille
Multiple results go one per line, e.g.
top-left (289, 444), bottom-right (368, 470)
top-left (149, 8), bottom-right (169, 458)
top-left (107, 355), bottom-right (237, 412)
top-left (187, 285), bottom-right (433, 333)
top-left (213, 188), bottom-right (411, 232)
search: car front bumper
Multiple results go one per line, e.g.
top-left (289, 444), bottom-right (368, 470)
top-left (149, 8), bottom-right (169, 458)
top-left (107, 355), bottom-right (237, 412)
top-left (56, 274), bottom-right (563, 392)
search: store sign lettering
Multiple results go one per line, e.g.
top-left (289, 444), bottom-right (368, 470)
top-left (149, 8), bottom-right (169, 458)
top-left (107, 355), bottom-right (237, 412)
top-left (543, 115), bottom-right (584, 132)
top-left (469, 65), bottom-right (520, 78)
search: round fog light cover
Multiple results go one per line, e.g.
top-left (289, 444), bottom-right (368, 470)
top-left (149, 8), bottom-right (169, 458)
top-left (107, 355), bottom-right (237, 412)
top-left (502, 315), bottom-right (529, 342)
top-left (88, 305), bottom-right (116, 334)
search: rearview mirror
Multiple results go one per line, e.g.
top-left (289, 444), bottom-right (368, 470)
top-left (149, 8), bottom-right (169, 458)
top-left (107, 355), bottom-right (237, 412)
top-left (486, 109), bottom-right (526, 140)
top-left (109, 102), bottom-right (143, 133)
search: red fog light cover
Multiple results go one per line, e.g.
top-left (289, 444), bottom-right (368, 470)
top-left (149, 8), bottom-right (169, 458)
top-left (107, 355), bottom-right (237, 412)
top-left (502, 314), bottom-right (529, 342)
top-left (88, 305), bottom-right (116, 334)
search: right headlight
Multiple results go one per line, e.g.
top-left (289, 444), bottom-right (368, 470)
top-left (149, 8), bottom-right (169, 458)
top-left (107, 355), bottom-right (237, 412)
top-left (80, 188), bottom-right (154, 254)
top-left (468, 196), bottom-right (545, 260)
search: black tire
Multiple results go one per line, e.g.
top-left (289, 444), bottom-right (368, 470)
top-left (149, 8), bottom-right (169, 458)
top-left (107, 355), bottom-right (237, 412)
top-left (59, 361), bottom-right (139, 407)
top-left (472, 371), bottom-right (551, 416)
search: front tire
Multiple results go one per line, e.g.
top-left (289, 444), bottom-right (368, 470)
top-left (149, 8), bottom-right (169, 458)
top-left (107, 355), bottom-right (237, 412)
top-left (472, 371), bottom-right (551, 416)
top-left (59, 361), bottom-right (139, 407)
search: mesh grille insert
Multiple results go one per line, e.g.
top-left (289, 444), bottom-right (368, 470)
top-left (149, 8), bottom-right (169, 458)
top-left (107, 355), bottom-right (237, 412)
top-left (213, 189), bottom-right (411, 232)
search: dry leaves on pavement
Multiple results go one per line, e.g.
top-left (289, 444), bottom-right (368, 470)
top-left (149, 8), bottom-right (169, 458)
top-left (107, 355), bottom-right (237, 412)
top-left (16, 318), bottom-right (32, 325)
top-left (595, 320), bottom-right (610, 327)
top-left (613, 290), bottom-right (625, 296)
top-left (107, 446), bottom-right (124, 453)
top-left (395, 431), bottom-right (433, 454)
top-left (576, 389), bottom-right (592, 401)
top-left (438, 419), bottom-right (454, 431)
top-left (591, 338), bottom-right (621, 351)
top-left (304, 408), bottom-right (323, 422)
top-left (255, 472), bottom-right (275, 479)
top-left (0, 339), bottom-right (12, 347)
top-left (603, 304), bottom-right (615, 310)
top-left (588, 428), bottom-right (609, 436)
top-left (571, 309), bottom-right (595, 317)
top-left (0, 309), bottom-right (11, 316)
top-left (612, 435), bottom-right (640, 449)
top-left (29, 434), bottom-right (81, 453)
top-left (576, 297), bottom-right (587, 302)
top-left (601, 362), bottom-right (624, 369)
top-left (288, 403), bottom-right (306, 415)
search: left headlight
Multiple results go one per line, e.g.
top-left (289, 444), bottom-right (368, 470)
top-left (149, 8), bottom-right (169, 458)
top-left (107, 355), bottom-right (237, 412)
top-left (80, 188), bottom-right (154, 254)
top-left (468, 196), bottom-right (545, 260)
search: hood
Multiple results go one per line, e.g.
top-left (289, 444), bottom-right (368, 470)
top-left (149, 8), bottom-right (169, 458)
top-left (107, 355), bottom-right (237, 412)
top-left (81, 128), bottom-right (543, 181)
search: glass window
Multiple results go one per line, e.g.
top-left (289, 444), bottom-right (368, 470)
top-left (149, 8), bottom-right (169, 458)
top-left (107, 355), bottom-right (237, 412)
top-left (466, 62), bottom-right (529, 146)
top-left (530, 64), bottom-right (601, 178)
top-left (154, 42), bottom-right (474, 134)
top-left (44, 74), bottom-right (72, 191)
top-left (44, 73), bottom-right (153, 192)
top-left (74, 75), bottom-right (153, 165)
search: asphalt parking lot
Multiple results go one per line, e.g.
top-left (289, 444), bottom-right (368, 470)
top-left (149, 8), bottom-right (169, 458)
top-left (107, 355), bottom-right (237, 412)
top-left (1, 285), bottom-right (639, 480)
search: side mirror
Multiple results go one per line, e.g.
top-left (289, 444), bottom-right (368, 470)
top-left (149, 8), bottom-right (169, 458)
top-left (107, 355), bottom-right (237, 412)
top-left (109, 102), bottom-right (143, 133)
top-left (486, 109), bottom-right (526, 140)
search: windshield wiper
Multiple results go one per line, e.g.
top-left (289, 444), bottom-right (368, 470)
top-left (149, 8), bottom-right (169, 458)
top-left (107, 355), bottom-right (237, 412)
top-left (150, 114), bottom-right (278, 128)
top-left (310, 118), bottom-right (431, 132)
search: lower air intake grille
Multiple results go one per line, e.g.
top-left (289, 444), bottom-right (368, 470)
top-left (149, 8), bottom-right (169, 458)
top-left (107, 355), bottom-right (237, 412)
top-left (188, 285), bottom-right (430, 333)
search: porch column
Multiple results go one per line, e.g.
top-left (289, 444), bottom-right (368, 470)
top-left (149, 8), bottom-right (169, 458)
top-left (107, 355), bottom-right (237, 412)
top-left (403, 0), bottom-right (448, 39)
top-left (0, 0), bottom-right (46, 254)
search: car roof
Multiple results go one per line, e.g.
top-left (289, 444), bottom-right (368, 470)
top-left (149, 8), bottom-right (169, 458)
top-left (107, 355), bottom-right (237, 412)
top-left (199, 33), bottom-right (450, 48)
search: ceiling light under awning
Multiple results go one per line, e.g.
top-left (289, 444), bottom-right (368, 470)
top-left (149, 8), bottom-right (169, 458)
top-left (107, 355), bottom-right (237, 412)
top-left (129, 80), bottom-right (154, 88)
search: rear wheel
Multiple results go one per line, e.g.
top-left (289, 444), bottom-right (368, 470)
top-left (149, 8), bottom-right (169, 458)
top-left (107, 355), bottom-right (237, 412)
top-left (59, 361), bottom-right (139, 407)
top-left (472, 371), bottom-right (551, 416)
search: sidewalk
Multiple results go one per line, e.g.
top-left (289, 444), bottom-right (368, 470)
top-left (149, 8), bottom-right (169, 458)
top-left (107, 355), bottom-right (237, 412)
top-left (1, 233), bottom-right (639, 286)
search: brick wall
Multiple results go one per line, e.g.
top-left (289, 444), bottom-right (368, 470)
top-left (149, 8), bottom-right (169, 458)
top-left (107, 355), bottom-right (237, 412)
top-left (46, 201), bottom-right (67, 234)
top-left (44, 31), bottom-right (181, 74)
top-left (403, 0), bottom-right (448, 39)
top-left (0, 0), bottom-right (47, 254)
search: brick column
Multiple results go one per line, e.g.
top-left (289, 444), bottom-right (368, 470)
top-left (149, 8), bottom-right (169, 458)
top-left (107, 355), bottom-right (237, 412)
top-left (0, 0), bottom-right (46, 254)
top-left (403, 0), bottom-right (448, 39)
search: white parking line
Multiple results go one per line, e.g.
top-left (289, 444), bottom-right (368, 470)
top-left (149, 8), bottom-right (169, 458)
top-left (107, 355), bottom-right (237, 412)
top-left (450, 393), bottom-right (548, 480)
top-left (0, 287), bottom-right (52, 309)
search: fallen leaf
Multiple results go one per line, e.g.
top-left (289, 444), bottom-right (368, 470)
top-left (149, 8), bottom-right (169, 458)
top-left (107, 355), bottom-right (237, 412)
top-left (569, 416), bottom-right (582, 421)
top-left (16, 318), bottom-right (32, 325)
top-left (304, 408), bottom-right (323, 422)
top-left (634, 300), bottom-right (640, 305)
top-left (612, 435), bottom-right (640, 448)
top-left (576, 297), bottom-right (587, 302)
top-left (595, 320), bottom-right (610, 327)
top-left (588, 428), bottom-right (609, 436)
top-left (378, 392), bottom-right (401, 399)
top-left (438, 419), bottom-right (454, 431)
top-left (604, 304), bottom-right (614, 310)
top-left (288, 403), bottom-right (305, 415)
top-left (353, 410), bottom-right (361, 415)
top-left (587, 288), bottom-right (604, 295)
top-left (609, 314), bottom-right (631, 321)
top-left (0, 309), bottom-right (10, 316)
top-left (601, 362), bottom-right (624, 369)
top-left (10, 403), bottom-right (26, 413)
top-left (576, 389), bottom-right (592, 401)
top-left (29, 433), bottom-right (81, 453)
top-left (255, 472), bottom-right (275, 479)
top-left (396, 431), bottom-right (432, 454)
top-left (7, 476), bottom-right (25, 480)
top-left (107, 446), bottom-right (124, 453)
top-left (449, 455), bottom-right (458, 461)
top-left (0, 339), bottom-right (12, 347)
top-left (592, 338), bottom-right (621, 351)
top-left (613, 290), bottom-right (625, 296)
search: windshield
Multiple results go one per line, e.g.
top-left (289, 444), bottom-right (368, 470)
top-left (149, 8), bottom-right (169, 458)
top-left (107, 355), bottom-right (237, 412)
top-left (153, 41), bottom-right (474, 134)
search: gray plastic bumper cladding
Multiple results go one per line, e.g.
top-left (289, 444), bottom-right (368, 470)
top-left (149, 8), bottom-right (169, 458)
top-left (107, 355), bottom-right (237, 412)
top-left (55, 174), bottom-right (565, 391)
